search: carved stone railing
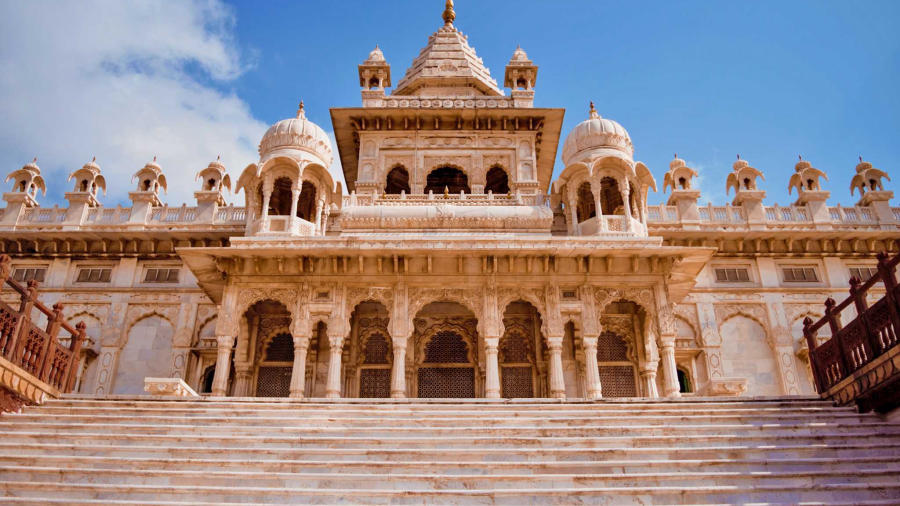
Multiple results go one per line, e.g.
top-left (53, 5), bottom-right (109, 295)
top-left (0, 255), bottom-right (86, 411)
top-left (149, 204), bottom-right (199, 223)
top-left (765, 205), bottom-right (811, 223)
top-left (344, 192), bottom-right (548, 207)
top-left (804, 251), bottom-right (900, 412)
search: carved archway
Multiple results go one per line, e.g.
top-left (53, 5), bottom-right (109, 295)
top-left (413, 302), bottom-right (478, 398)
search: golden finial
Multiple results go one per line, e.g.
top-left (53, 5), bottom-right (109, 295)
top-left (297, 100), bottom-right (305, 118)
top-left (217, 155), bottom-right (221, 161)
top-left (32, 157), bottom-right (37, 164)
top-left (443, 0), bottom-right (455, 26)
top-left (588, 101), bottom-right (599, 119)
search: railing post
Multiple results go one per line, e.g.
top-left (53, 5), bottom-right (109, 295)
top-left (803, 316), bottom-right (824, 393)
top-left (877, 251), bottom-right (900, 351)
top-left (850, 276), bottom-right (876, 365)
top-left (824, 297), bottom-right (850, 382)
top-left (11, 280), bottom-right (39, 363)
top-left (66, 321), bottom-right (87, 392)
top-left (38, 303), bottom-right (64, 383)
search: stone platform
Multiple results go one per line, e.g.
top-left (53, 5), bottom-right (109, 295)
top-left (0, 396), bottom-right (899, 504)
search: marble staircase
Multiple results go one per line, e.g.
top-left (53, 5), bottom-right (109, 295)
top-left (1, 396), bottom-right (899, 504)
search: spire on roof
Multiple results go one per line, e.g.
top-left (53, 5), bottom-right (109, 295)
top-left (443, 0), bottom-right (455, 26)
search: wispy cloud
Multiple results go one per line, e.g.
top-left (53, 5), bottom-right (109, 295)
top-left (0, 0), bottom-right (268, 206)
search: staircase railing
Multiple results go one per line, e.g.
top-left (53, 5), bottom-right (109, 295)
top-left (803, 251), bottom-right (900, 406)
top-left (0, 255), bottom-right (86, 392)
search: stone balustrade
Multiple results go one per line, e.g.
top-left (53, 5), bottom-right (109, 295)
top-left (2, 202), bottom-right (246, 231)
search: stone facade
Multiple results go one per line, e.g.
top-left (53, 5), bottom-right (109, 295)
top-left (1, 4), bottom-right (897, 402)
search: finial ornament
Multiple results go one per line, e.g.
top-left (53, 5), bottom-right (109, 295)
top-left (91, 156), bottom-right (96, 163)
top-left (443, 0), bottom-right (455, 26)
top-left (588, 101), bottom-right (599, 119)
top-left (153, 155), bottom-right (157, 162)
top-left (32, 157), bottom-right (37, 164)
top-left (737, 154), bottom-right (741, 160)
top-left (297, 100), bottom-right (305, 118)
top-left (859, 155), bottom-right (863, 163)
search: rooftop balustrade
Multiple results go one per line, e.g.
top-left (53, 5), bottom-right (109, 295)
top-left (344, 192), bottom-right (549, 207)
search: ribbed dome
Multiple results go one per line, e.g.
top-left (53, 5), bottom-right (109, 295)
top-left (561, 103), bottom-right (633, 166)
top-left (259, 103), bottom-right (333, 167)
top-left (367, 45), bottom-right (385, 62)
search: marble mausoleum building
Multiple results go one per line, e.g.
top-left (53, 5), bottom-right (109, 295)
top-left (2, 3), bottom-right (898, 404)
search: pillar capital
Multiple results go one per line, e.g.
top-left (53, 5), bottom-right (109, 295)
top-left (291, 333), bottom-right (311, 349)
top-left (216, 335), bottom-right (234, 348)
top-left (327, 333), bottom-right (345, 350)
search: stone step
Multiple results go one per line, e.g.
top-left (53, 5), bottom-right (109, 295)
top-left (18, 408), bottom-right (870, 425)
top-left (3, 420), bottom-right (897, 439)
top-left (3, 453), bottom-right (897, 475)
top-left (2, 480), bottom-right (898, 504)
top-left (4, 430), bottom-right (897, 449)
top-left (4, 441), bottom-right (898, 462)
top-left (4, 465), bottom-right (899, 490)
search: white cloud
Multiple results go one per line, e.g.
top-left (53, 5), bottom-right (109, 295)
top-left (0, 0), bottom-right (268, 206)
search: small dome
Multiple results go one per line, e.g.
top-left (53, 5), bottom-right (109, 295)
top-left (81, 157), bottom-right (101, 174)
top-left (856, 159), bottom-right (873, 173)
top-left (511, 45), bottom-right (529, 62)
top-left (259, 102), bottom-right (333, 167)
top-left (561, 102), bottom-right (633, 166)
top-left (206, 156), bottom-right (226, 172)
top-left (669, 156), bottom-right (686, 170)
top-left (366, 45), bottom-right (385, 62)
top-left (23, 157), bottom-right (41, 173)
top-left (733, 158), bottom-right (749, 171)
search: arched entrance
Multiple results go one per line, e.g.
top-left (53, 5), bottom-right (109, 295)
top-left (597, 300), bottom-right (645, 397)
top-left (499, 301), bottom-right (542, 398)
top-left (350, 301), bottom-right (392, 398)
top-left (412, 301), bottom-right (478, 398)
top-left (255, 333), bottom-right (293, 397)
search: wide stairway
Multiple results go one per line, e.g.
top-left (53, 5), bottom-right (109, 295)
top-left (1, 396), bottom-right (899, 505)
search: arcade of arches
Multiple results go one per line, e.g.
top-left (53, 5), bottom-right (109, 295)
top-left (208, 296), bottom-right (679, 400)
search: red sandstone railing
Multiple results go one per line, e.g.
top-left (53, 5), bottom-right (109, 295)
top-left (0, 255), bottom-right (86, 392)
top-left (803, 251), bottom-right (900, 394)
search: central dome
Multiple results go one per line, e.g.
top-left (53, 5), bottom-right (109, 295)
top-left (259, 102), bottom-right (333, 167)
top-left (562, 103), bottom-right (633, 166)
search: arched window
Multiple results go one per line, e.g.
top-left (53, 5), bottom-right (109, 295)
top-left (600, 177), bottom-right (624, 215)
top-left (268, 177), bottom-right (293, 216)
top-left (200, 365), bottom-right (215, 394)
top-left (385, 166), bottom-right (411, 194)
top-left (484, 166), bottom-right (510, 194)
top-left (576, 182), bottom-right (596, 222)
top-left (425, 167), bottom-right (470, 194)
top-left (296, 181), bottom-right (317, 221)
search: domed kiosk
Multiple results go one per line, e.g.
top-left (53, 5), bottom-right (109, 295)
top-left (237, 102), bottom-right (339, 236)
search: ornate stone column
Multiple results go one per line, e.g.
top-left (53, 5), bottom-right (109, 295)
top-left (289, 187), bottom-right (300, 230)
top-left (232, 361), bottom-right (253, 397)
top-left (314, 199), bottom-right (325, 232)
top-left (260, 178), bottom-right (273, 232)
top-left (659, 338), bottom-right (681, 398)
top-left (621, 182), bottom-right (633, 232)
top-left (592, 187), bottom-right (607, 233)
top-left (290, 334), bottom-right (310, 398)
top-left (211, 335), bottom-right (234, 397)
top-left (547, 337), bottom-right (566, 399)
top-left (484, 337), bottom-right (501, 399)
top-left (582, 335), bottom-right (602, 399)
top-left (640, 361), bottom-right (660, 398)
top-left (325, 334), bottom-right (344, 399)
top-left (391, 337), bottom-right (408, 398)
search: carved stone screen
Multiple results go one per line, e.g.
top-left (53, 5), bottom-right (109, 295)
top-left (423, 331), bottom-right (470, 363)
top-left (501, 366), bottom-right (534, 398)
top-left (264, 333), bottom-right (294, 362)
top-left (418, 367), bottom-right (475, 398)
top-left (255, 366), bottom-right (291, 397)
top-left (597, 331), bottom-right (637, 397)
top-left (599, 366), bottom-right (637, 397)
top-left (359, 368), bottom-right (391, 398)
top-left (363, 333), bottom-right (390, 364)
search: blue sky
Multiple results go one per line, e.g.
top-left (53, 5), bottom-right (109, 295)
top-left (1, 0), bottom-right (898, 207)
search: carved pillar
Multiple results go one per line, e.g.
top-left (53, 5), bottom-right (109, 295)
top-left (621, 182), bottom-right (633, 232)
top-left (233, 362), bottom-right (253, 396)
top-left (391, 337), bottom-right (408, 398)
top-left (289, 186), bottom-right (300, 224)
top-left (659, 338), bottom-right (680, 398)
top-left (290, 334), bottom-right (310, 398)
top-left (211, 335), bottom-right (234, 397)
top-left (582, 335), bottom-right (602, 399)
top-left (325, 334), bottom-right (344, 398)
top-left (592, 187), bottom-right (607, 233)
top-left (547, 337), bottom-right (566, 399)
top-left (568, 195), bottom-right (579, 235)
top-left (640, 361), bottom-right (659, 398)
top-left (484, 337), bottom-right (501, 399)
top-left (315, 199), bottom-right (325, 233)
